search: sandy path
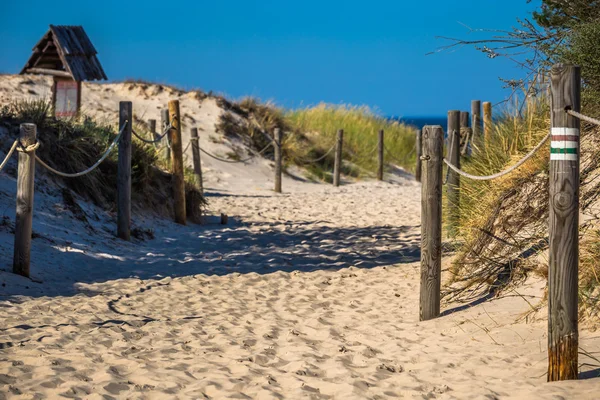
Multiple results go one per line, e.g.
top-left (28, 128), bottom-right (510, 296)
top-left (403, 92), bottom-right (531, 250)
top-left (1, 178), bottom-right (599, 399)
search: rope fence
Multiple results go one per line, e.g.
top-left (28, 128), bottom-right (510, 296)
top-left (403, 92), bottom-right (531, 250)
top-left (131, 121), bottom-right (173, 144)
top-left (34, 121), bottom-right (129, 178)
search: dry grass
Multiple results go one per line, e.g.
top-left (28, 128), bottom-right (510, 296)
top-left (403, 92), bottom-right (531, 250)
top-left (0, 99), bottom-right (206, 220)
top-left (445, 95), bottom-right (600, 326)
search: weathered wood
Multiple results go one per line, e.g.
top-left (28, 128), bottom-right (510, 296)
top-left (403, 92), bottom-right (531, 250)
top-left (333, 129), bottom-right (344, 187)
top-left (117, 102), bottom-right (132, 241)
top-left (447, 111), bottom-right (461, 238)
top-left (483, 102), bottom-right (492, 145)
top-left (25, 67), bottom-right (72, 78)
top-left (190, 128), bottom-right (203, 194)
top-left (274, 128), bottom-right (283, 193)
top-left (415, 129), bottom-right (422, 182)
top-left (460, 111), bottom-right (470, 130)
top-left (169, 100), bottom-right (186, 225)
top-left (13, 123), bottom-right (37, 277)
top-left (548, 64), bottom-right (580, 382)
top-left (471, 100), bottom-right (482, 143)
top-left (420, 125), bottom-right (443, 321)
top-left (377, 129), bottom-right (384, 181)
top-left (148, 119), bottom-right (158, 146)
top-left (460, 111), bottom-right (470, 155)
top-left (161, 109), bottom-right (171, 168)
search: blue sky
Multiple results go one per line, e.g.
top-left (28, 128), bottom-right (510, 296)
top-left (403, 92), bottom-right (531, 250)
top-left (1, 0), bottom-right (540, 116)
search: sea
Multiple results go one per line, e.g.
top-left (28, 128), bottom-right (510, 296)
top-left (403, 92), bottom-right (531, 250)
top-left (391, 116), bottom-right (447, 130)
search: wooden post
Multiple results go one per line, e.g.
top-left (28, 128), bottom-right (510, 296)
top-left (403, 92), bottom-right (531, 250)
top-left (377, 129), bottom-right (384, 181)
top-left (333, 129), bottom-right (343, 187)
top-left (13, 123), bottom-right (37, 277)
top-left (447, 111), bottom-right (461, 238)
top-left (460, 111), bottom-right (470, 155)
top-left (190, 128), bottom-right (203, 194)
top-left (148, 119), bottom-right (158, 146)
top-left (274, 128), bottom-right (283, 193)
top-left (548, 64), bottom-right (580, 382)
top-left (161, 109), bottom-right (171, 167)
top-left (483, 102), bottom-right (492, 146)
top-left (169, 100), bottom-right (186, 225)
top-left (471, 100), bottom-right (482, 143)
top-left (117, 102), bottom-right (132, 241)
top-left (415, 129), bottom-right (422, 182)
top-left (420, 125), bottom-right (443, 321)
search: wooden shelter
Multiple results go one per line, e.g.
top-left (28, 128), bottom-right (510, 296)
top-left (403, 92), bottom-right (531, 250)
top-left (20, 25), bottom-right (107, 117)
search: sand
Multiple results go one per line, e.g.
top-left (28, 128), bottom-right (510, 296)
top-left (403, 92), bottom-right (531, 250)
top-left (0, 176), bottom-right (599, 399)
top-left (0, 75), bottom-right (599, 399)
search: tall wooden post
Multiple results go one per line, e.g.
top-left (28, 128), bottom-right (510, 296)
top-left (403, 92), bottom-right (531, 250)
top-left (190, 128), bottom-right (203, 194)
top-left (460, 111), bottom-right (470, 155)
top-left (377, 129), bottom-right (384, 181)
top-left (548, 64), bottom-right (580, 382)
top-left (415, 129), bottom-right (422, 182)
top-left (148, 119), bottom-right (158, 146)
top-left (333, 129), bottom-right (344, 187)
top-left (447, 111), bottom-right (461, 238)
top-left (13, 123), bottom-right (37, 277)
top-left (117, 102), bottom-right (132, 241)
top-left (420, 125), bottom-right (443, 321)
top-left (161, 109), bottom-right (171, 167)
top-left (471, 100), bottom-right (482, 144)
top-left (483, 102), bottom-right (492, 146)
top-left (274, 128), bottom-right (283, 193)
top-left (169, 100), bottom-right (186, 225)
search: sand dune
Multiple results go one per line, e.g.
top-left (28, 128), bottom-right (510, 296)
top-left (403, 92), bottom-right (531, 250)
top-left (0, 75), bottom-right (599, 399)
top-left (0, 177), bottom-right (599, 399)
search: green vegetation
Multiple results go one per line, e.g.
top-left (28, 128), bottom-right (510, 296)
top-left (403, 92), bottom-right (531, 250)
top-left (285, 104), bottom-right (417, 178)
top-left (216, 98), bottom-right (417, 182)
top-left (0, 99), bottom-right (205, 221)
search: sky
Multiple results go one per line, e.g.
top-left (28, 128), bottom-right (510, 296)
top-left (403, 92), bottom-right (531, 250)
top-left (0, 0), bottom-right (541, 117)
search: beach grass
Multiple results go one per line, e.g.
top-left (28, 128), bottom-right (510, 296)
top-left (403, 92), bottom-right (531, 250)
top-left (284, 104), bottom-right (417, 179)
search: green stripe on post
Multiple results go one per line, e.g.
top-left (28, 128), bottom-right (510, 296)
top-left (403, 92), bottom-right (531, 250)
top-left (550, 147), bottom-right (577, 154)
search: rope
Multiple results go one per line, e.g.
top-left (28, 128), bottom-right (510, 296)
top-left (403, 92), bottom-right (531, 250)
top-left (199, 141), bottom-right (273, 164)
top-left (35, 121), bottom-right (128, 178)
top-left (442, 131), bottom-right (550, 181)
top-left (566, 109), bottom-right (600, 126)
top-left (0, 140), bottom-right (19, 173)
top-left (443, 130), bottom-right (458, 185)
top-left (299, 144), bottom-right (336, 164)
top-left (131, 122), bottom-right (172, 144)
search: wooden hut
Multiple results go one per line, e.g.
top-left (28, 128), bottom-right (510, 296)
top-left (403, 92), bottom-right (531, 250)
top-left (20, 25), bottom-right (107, 117)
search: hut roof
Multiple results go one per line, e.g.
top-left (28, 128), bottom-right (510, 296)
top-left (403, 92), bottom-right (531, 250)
top-left (20, 25), bottom-right (107, 81)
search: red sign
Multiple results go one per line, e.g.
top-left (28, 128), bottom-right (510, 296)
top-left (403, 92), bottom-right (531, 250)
top-left (55, 80), bottom-right (79, 117)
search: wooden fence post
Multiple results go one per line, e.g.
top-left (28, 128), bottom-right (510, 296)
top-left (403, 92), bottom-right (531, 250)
top-left (415, 129), bottom-right (422, 182)
top-left (161, 109), bottom-right (171, 168)
top-left (169, 100), bottom-right (186, 225)
top-left (148, 119), bottom-right (158, 146)
top-left (471, 100), bottom-right (482, 144)
top-left (377, 129), bottom-right (384, 181)
top-left (190, 128), bottom-right (203, 194)
top-left (447, 111), bottom-right (461, 238)
top-left (333, 129), bottom-right (343, 187)
top-left (274, 128), bottom-right (283, 193)
top-left (420, 125), bottom-right (443, 321)
top-left (483, 102), bottom-right (492, 146)
top-left (13, 123), bottom-right (37, 277)
top-left (117, 101), bottom-right (132, 241)
top-left (460, 111), bottom-right (470, 154)
top-left (548, 63), bottom-right (580, 382)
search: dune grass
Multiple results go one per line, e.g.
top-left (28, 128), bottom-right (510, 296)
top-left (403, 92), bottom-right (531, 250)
top-left (284, 104), bottom-right (417, 180)
top-left (0, 99), bottom-right (206, 221)
top-left (446, 95), bottom-right (600, 324)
